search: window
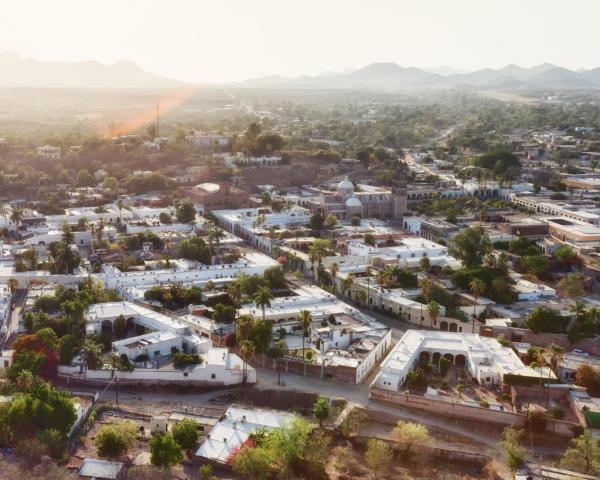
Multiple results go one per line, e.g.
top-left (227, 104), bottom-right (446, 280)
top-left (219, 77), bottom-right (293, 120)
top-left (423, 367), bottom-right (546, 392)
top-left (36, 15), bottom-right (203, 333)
top-left (211, 373), bottom-right (216, 379)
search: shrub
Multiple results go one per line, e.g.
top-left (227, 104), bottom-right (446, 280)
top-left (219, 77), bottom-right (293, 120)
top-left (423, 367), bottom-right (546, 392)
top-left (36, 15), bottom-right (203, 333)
top-left (171, 419), bottom-right (199, 450)
top-left (172, 352), bottom-right (202, 370)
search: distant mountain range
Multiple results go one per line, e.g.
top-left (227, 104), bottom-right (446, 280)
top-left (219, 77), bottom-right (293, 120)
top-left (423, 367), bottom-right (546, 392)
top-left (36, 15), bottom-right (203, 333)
top-left (230, 62), bottom-right (600, 90)
top-left (0, 50), bottom-right (185, 88)
top-left (1, 50), bottom-right (600, 91)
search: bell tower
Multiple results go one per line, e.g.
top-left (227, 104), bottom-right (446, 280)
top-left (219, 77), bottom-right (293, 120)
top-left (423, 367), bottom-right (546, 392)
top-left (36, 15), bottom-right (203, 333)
top-left (392, 161), bottom-right (408, 218)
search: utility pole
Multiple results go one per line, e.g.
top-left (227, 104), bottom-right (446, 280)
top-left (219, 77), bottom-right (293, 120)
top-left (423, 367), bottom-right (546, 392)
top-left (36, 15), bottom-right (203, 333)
top-left (115, 376), bottom-right (119, 412)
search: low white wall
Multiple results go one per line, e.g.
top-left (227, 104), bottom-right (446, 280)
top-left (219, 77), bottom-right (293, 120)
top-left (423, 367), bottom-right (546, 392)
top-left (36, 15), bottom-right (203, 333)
top-left (58, 363), bottom-right (255, 386)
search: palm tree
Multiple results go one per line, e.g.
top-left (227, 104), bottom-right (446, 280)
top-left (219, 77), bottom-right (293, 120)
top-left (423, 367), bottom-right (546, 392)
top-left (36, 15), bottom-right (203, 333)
top-left (253, 286), bottom-right (274, 322)
top-left (116, 199), bottom-right (124, 221)
top-left (469, 278), bottom-right (485, 333)
top-left (376, 270), bottom-right (389, 309)
top-left (341, 275), bottom-right (354, 299)
top-left (61, 222), bottom-right (74, 245)
top-left (239, 339), bottom-right (255, 383)
top-left (299, 310), bottom-right (312, 361)
top-left (236, 315), bottom-right (254, 344)
top-left (7, 277), bottom-right (18, 293)
top-left (545, 343), bottom-right (564, 407)
top-left (96, 219), bottom-right (105, 246)
top-left (227, 282), bottom-right (243, 320)
top-left (529, 347), bottom-right (546, 388)
top-left (329, 263), bottom-right (339, 290)
top-left (569, 301), bottom-right (587, 321)
top-left (10, 207), bottom-right (23, 237)
top-left (427, 300), bottom-right (440, 328)
top-left (418, 277), bottom-right (432, 301)
top-left (77, 216), bottom-right (89, 231)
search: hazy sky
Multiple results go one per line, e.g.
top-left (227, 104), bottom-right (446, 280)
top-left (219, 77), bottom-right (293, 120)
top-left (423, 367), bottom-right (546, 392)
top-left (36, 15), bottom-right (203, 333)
top-left (0, 0), bottom-right (597, 83)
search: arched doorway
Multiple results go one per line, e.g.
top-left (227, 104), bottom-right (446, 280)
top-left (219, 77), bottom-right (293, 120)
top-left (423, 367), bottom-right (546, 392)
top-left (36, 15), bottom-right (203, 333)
top-left (449, 323), bottom-right (458, 332)
top-left (455, 354), bottom-right (467, 368)
top-left (443, 353), bottom-right (454, 364)
top-left (419, 351), bottom-right (430, 363)
top-left (126, 316), bottom-right (136, 330)
top-left (101, 319), bottom-right (113, 332)
top-left (432, 352), bottom-right (441, 365)
top-left (440, 321), bottom-right (449, 331)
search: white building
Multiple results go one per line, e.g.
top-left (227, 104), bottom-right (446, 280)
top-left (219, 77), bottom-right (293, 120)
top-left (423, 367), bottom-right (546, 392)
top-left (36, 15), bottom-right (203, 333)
top-left (512, 275), bottom-right (556, 301)
top-left (214, 207), bottom-right (312, 250)
top-left (86, 301), bottom-right (190, 336)
top-left (239, 285), bottom-right (393, 384)
top-left (373, 330), bottom-right (553, 391)
top-left (346, 237), bottom-right (449, 260)
top-left (36, 145), bottom-right (61, 160)
top-left (113, 331), bottom-right (186, 361)
top-left (187, 131), bottom-right (229, 148)
top-left (97, 252), bottom-right (279, 300)
top-left (196, 406), bottom-right (295, 464)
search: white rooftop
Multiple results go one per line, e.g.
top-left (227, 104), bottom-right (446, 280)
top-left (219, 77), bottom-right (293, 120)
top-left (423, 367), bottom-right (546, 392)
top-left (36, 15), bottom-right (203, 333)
top-left (195, 406), bottom-right (296, 463)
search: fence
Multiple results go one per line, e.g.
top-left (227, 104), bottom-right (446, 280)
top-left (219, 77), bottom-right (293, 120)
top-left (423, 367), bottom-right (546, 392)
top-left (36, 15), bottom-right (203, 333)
top-left (370, 388), bottom-right (578, 436)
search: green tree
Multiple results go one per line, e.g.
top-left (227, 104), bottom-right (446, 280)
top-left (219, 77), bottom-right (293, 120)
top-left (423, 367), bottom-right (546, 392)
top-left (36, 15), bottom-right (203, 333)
top-left (557, 273), bottom-right (586, 298)
top-left (94, 421), bottom-right (138, 460)
top-left (171, 419), bottom-right (199, 450)
top-left (310, 213), bottom-right (324, 231)
top-left (364, 438), bottom-right (391, 480)
top-left (560, 430), bottom-right (600, 474)
top-left (427, 300), bottom-right (440, 327)
top-left (449, 225), bottom-right (492, 269)
top-left (81, 337), bottom-right (103, 369)
top-left (175, 201), bottom-right (197, 224)
top-left (150, 433), bottom-right (183, 468)
top-left (575, 364), bottom-right (600, 396)
top-left (469, 278), bottom-right (485, 321)
top-left (198, 464), bottom-right (213, 480)
top-left (239, 339), bottom-right (256, 383)
top-left (299, 310), bottom-right (312, 361)
top-left (324, 214), bottom-right (338, 229)
top-left (364, 233), bottom-right (375, 246)
top-left (249, 319), bottom-right (273, 354)
top-left (232, 447), bottom-right (271, 480)
top-left (555, 245), bottom-right (578, 264)
top-left (525, 306), bottom-right (568, 333)
top-left (390, 420), bottom-right (430, 456)
top-left (264, 418), bottom-right (313, 480)
top-left (113, 315), bottom-right (126, 338)
top-left (500, 427), bottom-right (526, 475)
top-left (58, 334), bottom-right (79, 364)
top-left (253, 286), bottom-right (274, 322)
top-left (521, 255), bottom-right (549, 277)
top-left (312, 397), bottom-right (330, 428)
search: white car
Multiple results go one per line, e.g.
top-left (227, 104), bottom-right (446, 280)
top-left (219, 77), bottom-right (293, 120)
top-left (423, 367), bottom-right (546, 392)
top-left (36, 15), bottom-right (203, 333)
top-left (571, 349), bottom-right (589, 356)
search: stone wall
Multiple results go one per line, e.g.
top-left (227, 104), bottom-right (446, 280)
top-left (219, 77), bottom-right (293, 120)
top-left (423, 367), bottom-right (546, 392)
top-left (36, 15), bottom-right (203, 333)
top-left (487, 325), bottom-right (600, 356)
top-left (370, 388), bottom-right (578, 436)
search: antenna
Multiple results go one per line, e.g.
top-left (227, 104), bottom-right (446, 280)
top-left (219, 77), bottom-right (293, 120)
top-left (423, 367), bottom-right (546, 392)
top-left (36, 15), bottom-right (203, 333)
top-left (156, 104), bottom-right (160, 139)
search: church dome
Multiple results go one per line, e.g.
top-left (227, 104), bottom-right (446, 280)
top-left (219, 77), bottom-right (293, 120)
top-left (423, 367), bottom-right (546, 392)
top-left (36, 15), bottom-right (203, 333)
top-left (337, 176), bottom-right (354, 195)
top-left (345, 196), bottom-right (362, 208)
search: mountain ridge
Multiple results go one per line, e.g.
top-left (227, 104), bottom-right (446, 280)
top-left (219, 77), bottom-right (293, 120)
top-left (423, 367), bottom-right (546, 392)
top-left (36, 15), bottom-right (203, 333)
top-left (0, 50), bottom-right (185, 88)
top-left (228, 62), bottom-right (600, 90)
